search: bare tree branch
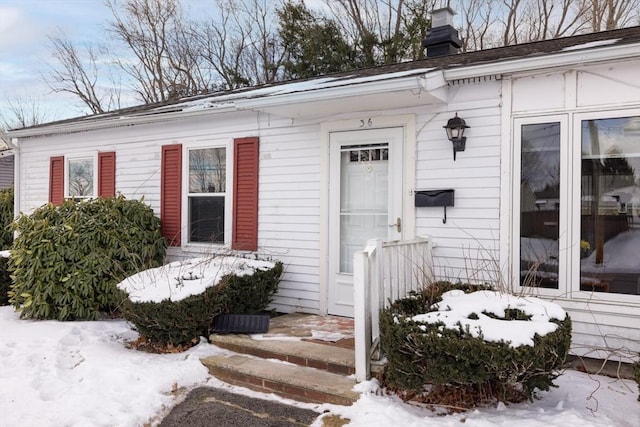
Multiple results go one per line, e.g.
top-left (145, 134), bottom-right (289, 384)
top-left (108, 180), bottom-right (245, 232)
top-left (44, 30), bottom-right (117, 114)
top-left (1, 92), bottom-right (51, 130)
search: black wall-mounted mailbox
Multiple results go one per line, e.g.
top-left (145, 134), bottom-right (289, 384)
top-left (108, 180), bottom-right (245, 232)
top-left (415, 189), bottom-right (454, 207)
top-left (415, 189), bottom-right (455, 223)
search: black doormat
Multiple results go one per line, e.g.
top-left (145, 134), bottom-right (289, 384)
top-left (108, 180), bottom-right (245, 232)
top-left (211, 314), bottom-right (270, 334)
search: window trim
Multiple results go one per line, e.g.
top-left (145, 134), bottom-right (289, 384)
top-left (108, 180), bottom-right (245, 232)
top-left (182, 143), bottom-right (233, 247)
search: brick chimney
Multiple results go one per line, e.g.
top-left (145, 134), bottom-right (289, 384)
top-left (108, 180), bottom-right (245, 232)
top-left (422, 7), bottom-right (462, 57)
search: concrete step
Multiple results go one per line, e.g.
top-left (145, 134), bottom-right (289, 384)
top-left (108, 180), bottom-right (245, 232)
top-left (201, 354), bottom-right (360, 406)
top-left (209, 334), bottom-right (355, 376)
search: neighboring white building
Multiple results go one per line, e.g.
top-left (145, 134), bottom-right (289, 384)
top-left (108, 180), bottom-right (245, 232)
top-left (7, 21), bottom-right (640, 363)
top-left (0, 131), bottom-right (14, 190)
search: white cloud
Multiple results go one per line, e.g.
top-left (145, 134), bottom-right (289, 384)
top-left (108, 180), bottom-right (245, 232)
top-left (0, 6), bottom-right (45, 55)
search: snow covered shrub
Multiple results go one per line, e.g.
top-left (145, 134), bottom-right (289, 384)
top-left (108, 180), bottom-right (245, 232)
top-left (0, 254), bottom-right (11, 306)
top-left (118, 257), bottom-right (282, 347)
top-left (0, 186), bottom-right (14, 249)
top-left (380, 282), bottom-right (571, 407)
top-left (8, 196), bottom-right (166, 320)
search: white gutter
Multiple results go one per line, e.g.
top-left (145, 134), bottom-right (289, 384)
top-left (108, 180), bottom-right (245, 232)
top-left (6, 105), bottom-right (238, 139)
top-left (234, 74), bottom-right (432, 111)
top-left (443, 42), bottom-right (639, 81)
top-left (7, 75), bottom-right (430, 139)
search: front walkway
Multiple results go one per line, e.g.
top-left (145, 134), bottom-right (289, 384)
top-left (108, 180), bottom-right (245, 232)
top-left (265, 313), bottom-right (355, 349)
top-left (201, 313), bottom-right (360, 405)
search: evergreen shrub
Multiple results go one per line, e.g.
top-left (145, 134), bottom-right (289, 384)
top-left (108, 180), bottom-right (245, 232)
top-left (380, 282), bottom-right (572, 406)
top-left (8, 196), bottom-right (166, 320)
top-left (0, 186), bottom-right (14, 249)
top-left (0, 256), bottom-right (10, 306)
top-left (120, 261), bottom-right (282, 347)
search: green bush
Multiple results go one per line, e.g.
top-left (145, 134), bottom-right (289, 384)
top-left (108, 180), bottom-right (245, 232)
top-left (0, 256), bottom-right (10, 306)
top-left (380, 282), bottom-right (571, 406)
top-left (120, 261), bottom-right (283, 347)
top-left (8, 195), bottom-right (166, 320)
top-left (0, 186), bottom-right (14, 249)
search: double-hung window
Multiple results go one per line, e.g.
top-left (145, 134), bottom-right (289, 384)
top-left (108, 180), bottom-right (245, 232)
top-left (161, 138), bottom-right (258, 250)
top-left (187, 147), bottom-right (227, 244)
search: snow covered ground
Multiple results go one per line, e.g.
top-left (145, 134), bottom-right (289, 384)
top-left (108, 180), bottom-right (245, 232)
top-left (0, 305), bottom-right (637, 427)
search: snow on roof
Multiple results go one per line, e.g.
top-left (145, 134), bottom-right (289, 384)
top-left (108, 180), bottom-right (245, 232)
top-left (411, 290), bottom-right (566, 347)
top-left (117, 256), bottom-right (275, 303)
top-left (562, 39), bottom-right (621, 51)
top-left (167, 69), bottom-right (433, 112)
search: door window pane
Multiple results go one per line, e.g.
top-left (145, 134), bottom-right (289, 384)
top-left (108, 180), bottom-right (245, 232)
top-left (580, 116), bottom-right (640, 294)
top-left (339, 144), bottom-right (389, 273)
top-left (68, 158), bottom-right (94, 198)
top-left (520, 123), bottom-right (561, 288)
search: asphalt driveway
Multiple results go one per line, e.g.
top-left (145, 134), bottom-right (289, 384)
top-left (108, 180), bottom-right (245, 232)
top-left (159, 387), bottom-right (321, 427)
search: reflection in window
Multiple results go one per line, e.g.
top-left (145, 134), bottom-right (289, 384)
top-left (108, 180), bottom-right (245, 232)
top-left (520, 123), bottom-right (561, 289)
top-left (68, 158), bottom-right (94, 198)
top-left (580, 116), bottom-right (640, 295)
top-left (189, 148), bottom-right (225, 193)
top-left (188, 147), bottom-right (226, 243)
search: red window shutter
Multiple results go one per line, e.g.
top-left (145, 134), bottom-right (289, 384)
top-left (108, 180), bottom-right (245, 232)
top-left (232, 137), bottom-right (259, 251)
top-left (49, 156), bottom-right (64, 205)
top-left (98, 152), bottom-right (116, 198)
top-left (161, 144), bottom-right (182, 246)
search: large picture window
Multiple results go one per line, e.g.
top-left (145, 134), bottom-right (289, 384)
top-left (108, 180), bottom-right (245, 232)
top-left (67, 157), bottom-right (94, 199)
top-left (516, 113), bottom-right (639, 297)
top-left (580, 116), bottom-right (640, 295)
top-left (187, 147), bottom-right (226, 243)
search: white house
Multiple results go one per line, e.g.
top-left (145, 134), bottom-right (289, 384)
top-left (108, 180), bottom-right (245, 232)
top-left (7, 13), bottom-right (640, 365)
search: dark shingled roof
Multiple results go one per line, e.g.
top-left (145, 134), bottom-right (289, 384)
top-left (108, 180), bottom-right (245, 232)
top-left (11, 26), bottom-right (640, 131)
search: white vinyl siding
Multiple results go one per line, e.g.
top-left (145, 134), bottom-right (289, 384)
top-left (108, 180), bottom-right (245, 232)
top-left (16, 112), bottom-right (322, 315)
top-left (414, 81), bottom-right (503, 282)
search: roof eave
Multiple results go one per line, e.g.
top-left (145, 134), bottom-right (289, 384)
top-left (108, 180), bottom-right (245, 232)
top-left (6, 104), bottom-right (239, 140)
top-left (7, 73), bottom-right (437, 139)
top-left (234, 73), bottom-right (439, 111)
top-left (444, 42), bottom-right (639, 81)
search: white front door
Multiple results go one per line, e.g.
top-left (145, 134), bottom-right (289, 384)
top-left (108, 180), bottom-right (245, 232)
top-left (328, 127), bottom-right (404, 317)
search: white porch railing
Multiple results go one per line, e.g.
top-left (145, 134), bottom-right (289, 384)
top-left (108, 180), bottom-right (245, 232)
top-left (353, 237), bottom-right (433, 381)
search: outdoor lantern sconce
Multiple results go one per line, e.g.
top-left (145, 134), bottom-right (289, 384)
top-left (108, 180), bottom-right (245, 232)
top-left (443, 113), bottom-right (470, 161)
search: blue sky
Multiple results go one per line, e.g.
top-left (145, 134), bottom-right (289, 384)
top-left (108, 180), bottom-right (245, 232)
top-left (0, 0), bottom-right (219, 127)
top-left (0, 0), bottom-right (113, 125)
